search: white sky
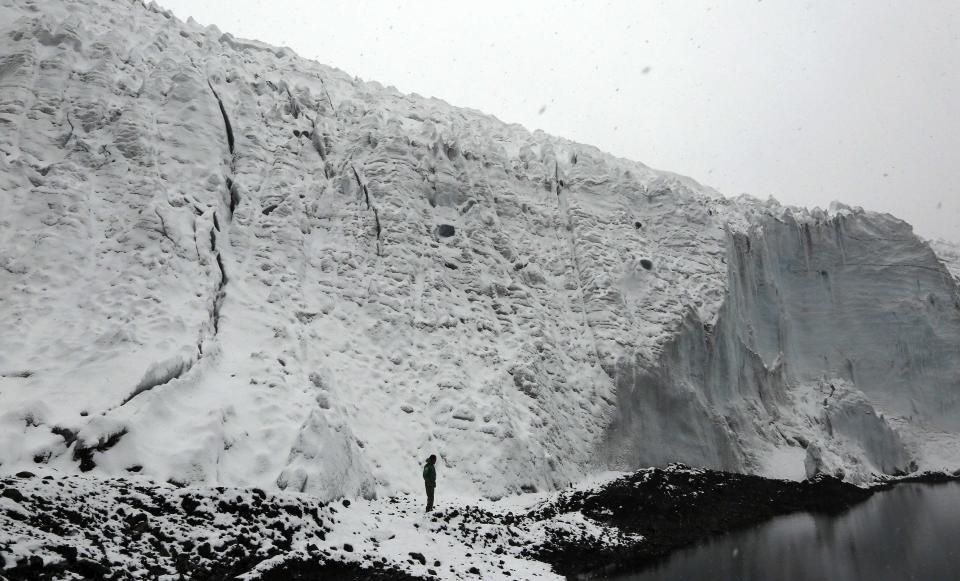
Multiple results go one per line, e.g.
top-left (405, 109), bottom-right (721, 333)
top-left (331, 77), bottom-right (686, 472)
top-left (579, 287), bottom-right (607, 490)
top-left (159, 0), bottom-right (960, 242)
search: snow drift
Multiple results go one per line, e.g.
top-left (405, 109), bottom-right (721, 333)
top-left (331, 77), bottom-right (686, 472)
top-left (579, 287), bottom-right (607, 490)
top-left (1, 0), bottom-right (959, 499)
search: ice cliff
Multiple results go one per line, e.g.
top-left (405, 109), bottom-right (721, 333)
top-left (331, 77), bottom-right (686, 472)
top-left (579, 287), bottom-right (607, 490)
top-left (2, 0), bottom-right (959, 500)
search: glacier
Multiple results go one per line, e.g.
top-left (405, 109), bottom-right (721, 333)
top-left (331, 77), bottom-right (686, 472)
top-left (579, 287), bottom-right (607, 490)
top-left (1, 0), bottom-right (960, 505)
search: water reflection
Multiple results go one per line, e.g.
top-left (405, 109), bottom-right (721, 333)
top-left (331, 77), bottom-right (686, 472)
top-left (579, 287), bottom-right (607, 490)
top-left (611, 483), bottom-right (960, 581)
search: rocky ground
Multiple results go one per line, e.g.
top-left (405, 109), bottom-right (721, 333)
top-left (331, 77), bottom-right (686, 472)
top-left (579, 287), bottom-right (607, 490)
top-left (532, 466), bottom-right (874, 578)
top-left (6, 464), bottom-right (950, 581)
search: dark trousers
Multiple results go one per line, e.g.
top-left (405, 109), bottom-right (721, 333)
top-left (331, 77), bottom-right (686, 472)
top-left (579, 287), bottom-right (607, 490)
top-left (425, 484), bottom-right (435, 511)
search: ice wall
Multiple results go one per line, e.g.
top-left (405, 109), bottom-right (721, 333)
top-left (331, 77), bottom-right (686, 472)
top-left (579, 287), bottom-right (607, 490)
top-left (605, 209), bottom-right (960, 481)
top-left (1, 0), bottom-right (959, 498)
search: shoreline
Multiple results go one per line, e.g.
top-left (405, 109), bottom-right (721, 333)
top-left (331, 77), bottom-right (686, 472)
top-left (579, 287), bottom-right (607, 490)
top-left (2, 467), bottom-right (958, 580)
top-left (532, 467), bottom-right (960, 579)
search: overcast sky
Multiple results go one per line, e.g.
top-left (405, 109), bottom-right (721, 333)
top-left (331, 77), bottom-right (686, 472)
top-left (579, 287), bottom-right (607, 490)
top-left (160, 0), bottom-right (959, 242)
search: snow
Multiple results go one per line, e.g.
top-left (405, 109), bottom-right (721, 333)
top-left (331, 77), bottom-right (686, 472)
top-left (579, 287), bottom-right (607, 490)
top-left (930, 238), bottom-right (960, 282)
top-left (0, 467), bottom-right (647, 580)
top-left (1, 0), bottom-right (959, 515)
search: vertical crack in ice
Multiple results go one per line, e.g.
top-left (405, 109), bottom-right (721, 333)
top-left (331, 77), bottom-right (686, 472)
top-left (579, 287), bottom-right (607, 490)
top-left (206, 80), bottom-right (234, 155)
top-left (61, 112), bottom-right (75, 147)
top-left (207, 80), bottom-right (241, 220)
top-left (204, 79), bottom-right (233, 343)
top-left (351, 164), bottom-right (383, 256)
top-left (555, 163), bottom-right (604, 368)
top-left (116, 80), bottom-right (237, 408)
top-left (153, 208), bottom-right (177, 248)
top-left (203, 78), bottom-right (237, 343)
top-left (212, 250), bottom-right (227, 333)
top-left (317, 74), bottom-right (335, 110)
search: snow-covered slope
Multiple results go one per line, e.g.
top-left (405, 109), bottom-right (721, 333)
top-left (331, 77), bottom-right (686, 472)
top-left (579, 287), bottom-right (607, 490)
top-left (1, 0), bottom-right (959, 500)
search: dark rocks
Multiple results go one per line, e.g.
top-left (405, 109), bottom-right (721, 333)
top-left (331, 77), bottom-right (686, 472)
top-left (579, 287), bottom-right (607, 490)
top-left (639, 258), bottom-right (653, 270)
top-left (51, 545), bottom-right (78, 564)
top-left (533, 465), bottom-right (876, 578)
top-left (259, 559), bottom-right (424, 580)
top-left (74, 559), bottom-right (110, 578)
top-left (342, 498), bottom-right (351, 508)
top-left (180, 495), bottom-right (201, 515)
top-left (2, 464), bottom-right (921, 581)
top-left (436, 224), bottom-right (455, 237)
top-left (281, 504), bottom-right (303, 517)
top-left (16, 471), bottom-right (36, 478)
top-left (72, 428), bottom-right (128, 472)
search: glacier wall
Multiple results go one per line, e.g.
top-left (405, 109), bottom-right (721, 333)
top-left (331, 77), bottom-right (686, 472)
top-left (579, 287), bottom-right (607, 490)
top-left (605, 210), bottom-right (960, 481)
top-left (1, 0), bottom-right (959, 498)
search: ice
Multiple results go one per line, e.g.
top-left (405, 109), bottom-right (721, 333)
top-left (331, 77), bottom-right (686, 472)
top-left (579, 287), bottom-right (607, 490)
top-left (1, 0), bottom-right (959, 504)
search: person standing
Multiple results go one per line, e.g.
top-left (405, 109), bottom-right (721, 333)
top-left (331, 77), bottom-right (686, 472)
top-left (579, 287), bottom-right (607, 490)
top-left (423, 454), bottom-right (437, 512)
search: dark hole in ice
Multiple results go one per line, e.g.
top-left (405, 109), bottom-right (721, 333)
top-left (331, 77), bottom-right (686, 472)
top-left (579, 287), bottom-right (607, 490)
top-left (293, 129), bottom-right (301, 137)
top-left (262, 204), bottom-right (278, 215)
top-left (634, 221), bottom-right (643, 229)
top-left (437, 224), bottom-right (455, 238)
top-left (640, 259), bottom-right (653, 270)
top-left (444, 262), bottom-right (458, 270)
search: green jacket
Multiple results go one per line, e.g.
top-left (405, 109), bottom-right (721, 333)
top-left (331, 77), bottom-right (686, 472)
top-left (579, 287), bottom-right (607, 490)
top-left (423, 462), bottom-right (436, 487)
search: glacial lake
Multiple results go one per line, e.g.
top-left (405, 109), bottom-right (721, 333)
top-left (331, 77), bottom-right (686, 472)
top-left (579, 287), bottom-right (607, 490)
top-left (610, 481), bottom-right (960, 581)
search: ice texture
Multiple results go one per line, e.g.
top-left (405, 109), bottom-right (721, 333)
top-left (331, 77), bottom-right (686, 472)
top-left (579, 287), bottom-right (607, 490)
top-left (1, 0), bottom-right (959, 498)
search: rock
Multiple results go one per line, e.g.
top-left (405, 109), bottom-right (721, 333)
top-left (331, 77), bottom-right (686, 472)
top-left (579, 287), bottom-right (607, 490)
top-left (1, 488), bottom-right (25, 503)
top-left (75, 560), bottom-right (110, 578)
top-left (180, 496), bottom-right (201, 515)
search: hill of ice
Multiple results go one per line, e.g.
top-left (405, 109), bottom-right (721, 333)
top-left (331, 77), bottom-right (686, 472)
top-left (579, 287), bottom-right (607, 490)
top-left (2, 0), bottom-right (959, 501)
